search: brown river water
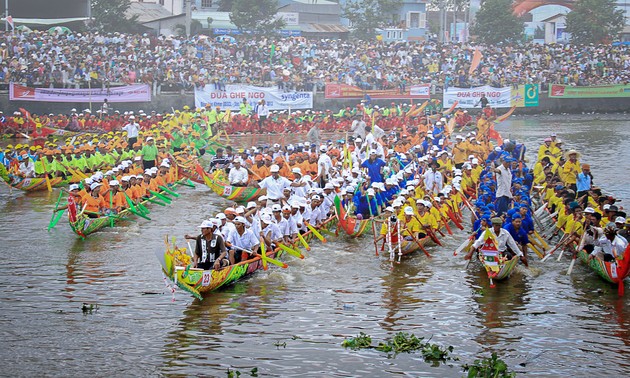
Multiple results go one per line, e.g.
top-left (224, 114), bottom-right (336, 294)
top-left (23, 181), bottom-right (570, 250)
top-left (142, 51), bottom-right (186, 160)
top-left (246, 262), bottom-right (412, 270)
top-left (1, 114), bottom-right (629, 377)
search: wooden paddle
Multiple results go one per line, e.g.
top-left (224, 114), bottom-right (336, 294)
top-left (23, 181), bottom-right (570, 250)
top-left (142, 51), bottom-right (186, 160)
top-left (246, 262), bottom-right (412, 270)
top-left (277, 243), bottom-right (304, 259)
top-left (40, 157), bottom-right (52, 192)
top-left (402, 228), bottom-right (432, 258)
top-left (159, 185), bottom-right (180, 197)
top-left (306, 223), bottom-right (327, 243)
top-left (297, 232), bottom-right (311, 251)
top-left (48, 191), bottom-right (64, 231)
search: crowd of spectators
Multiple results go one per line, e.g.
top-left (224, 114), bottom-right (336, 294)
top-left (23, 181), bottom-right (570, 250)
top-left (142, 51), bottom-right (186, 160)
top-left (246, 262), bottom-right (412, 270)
top-left (0, 30), bottom-right (628, 93)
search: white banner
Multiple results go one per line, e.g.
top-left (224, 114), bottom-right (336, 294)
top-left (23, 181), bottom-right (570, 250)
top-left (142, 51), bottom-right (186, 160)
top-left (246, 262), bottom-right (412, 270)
top-left (10, 83), bottom-right (151, 103)
top-left (195, 85), bottom-right (313, 111)
top-left (442, 86), bottom-right (512, 109)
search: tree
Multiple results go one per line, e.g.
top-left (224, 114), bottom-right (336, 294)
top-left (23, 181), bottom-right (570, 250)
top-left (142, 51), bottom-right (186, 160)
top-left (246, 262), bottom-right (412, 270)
top-left (342, 0), bottom-right (402, 41)
top-left (471, 0), bottom-right (523, 44)
top-left (566, 0), bottom-right (625, 44)
top-left (217, 0), bottom-right (235, 12)
top-left (229, 0), bottom-right (286, 35)
top-left (90, 0), bottom-right (139, 33)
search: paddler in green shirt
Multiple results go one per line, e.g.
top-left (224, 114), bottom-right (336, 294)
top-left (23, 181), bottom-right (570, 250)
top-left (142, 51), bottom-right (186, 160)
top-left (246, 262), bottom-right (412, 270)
top-left (141, 136), bottom-right (159, 170)
top-left (191, 131), bottom-right (206, 156)
top-left (171, 128), bottom-right (185, 151)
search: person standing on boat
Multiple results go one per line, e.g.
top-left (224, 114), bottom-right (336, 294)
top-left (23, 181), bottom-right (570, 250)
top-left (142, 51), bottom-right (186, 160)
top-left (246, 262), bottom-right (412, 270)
top-left (576, 164), bottom-right (592, 208)
top-left (588, 223), bottom-right (628, 263)
top-left (140, 137), bottom-right (158, 170)
top-left (467, 217), bottom-right (528, 266)
top-left (493, 157), bottom-right (513, 217)
top-left (361, 150), bottom-right (386, 183)
top-left (256, 165), bottom-right (292, 206)
top-left (562, 150), bottom-right (581, 192)
top-left (190, 219), bottom-right (230, 270)
top-left (122, 116), bottom-right (139, 149)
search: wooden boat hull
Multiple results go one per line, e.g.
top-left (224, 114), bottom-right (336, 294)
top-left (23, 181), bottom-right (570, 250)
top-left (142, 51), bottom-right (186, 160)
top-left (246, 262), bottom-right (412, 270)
top-left (207, 179), bottom-right (265, 203)
top-left (174, 158), bottom-right (205, 184)
top-left (69, 183), bottom-right (180, 238)
top-left (3, 175), bottom-right (63, 191)
top-left (578, 250), bottom-right (630, 284)
top-left (479, 254), bottom-right (519, 282)
top-left (338, 215), bottom-right (372, 238)
top-left (162, 216), bottom-right (337, 299)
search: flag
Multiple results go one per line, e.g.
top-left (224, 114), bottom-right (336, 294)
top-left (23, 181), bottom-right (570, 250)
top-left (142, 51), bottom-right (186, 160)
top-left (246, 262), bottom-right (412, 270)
top-left (469, 48), bottom-right (483, 74)
top-left (270, 43), bottom-right (276, 61)
top-left (6, 16), bottom-right (14, 30)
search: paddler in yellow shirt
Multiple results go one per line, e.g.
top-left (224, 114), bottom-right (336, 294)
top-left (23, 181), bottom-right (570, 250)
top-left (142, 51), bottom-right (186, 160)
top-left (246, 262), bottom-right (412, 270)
top-left (414, 200), bottom-right (438, 238)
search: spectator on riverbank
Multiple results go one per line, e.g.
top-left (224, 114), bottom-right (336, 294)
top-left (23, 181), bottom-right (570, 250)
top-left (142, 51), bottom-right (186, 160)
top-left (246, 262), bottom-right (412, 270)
top-left (0, 30), bottom-right (627, 94)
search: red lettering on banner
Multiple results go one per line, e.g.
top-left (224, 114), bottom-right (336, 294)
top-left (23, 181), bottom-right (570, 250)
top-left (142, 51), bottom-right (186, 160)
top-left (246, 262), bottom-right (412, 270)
top-left (230, 92), bottom-right (245, 99)
top-left (249, 92), bottom-right (265, 99)
top-left (210, 92), bottom-right (228, 99)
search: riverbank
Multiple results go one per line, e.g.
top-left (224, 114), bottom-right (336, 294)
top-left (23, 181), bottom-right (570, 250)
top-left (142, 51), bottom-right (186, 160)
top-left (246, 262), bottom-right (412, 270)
top-left (2, 89), bottom-right (629, 115)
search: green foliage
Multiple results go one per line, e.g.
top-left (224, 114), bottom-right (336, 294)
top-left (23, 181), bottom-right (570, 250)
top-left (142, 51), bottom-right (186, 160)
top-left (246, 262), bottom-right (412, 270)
top-left (375, 332), bottom-right (425, 353)
top-left (218, 0), bottom-right (235, 12)
top-left (566, 0), bottom-right (625, 44)
top-left (228, 0), bottom-right (286, 35)
top-left (342, 332), bottom-right (454, 364)
top-left (471, 0), bottom-right (524, 44)
top-left (341, 332), bottom-right (373, 350)
top-left (462, 352), bottom-right (516, 378)
top-left (226, 367), bottom-right (258, 377)
top-left (342, 0), bottom-right (403, 41)
top-left (90, 0), bottom-right (139, 33)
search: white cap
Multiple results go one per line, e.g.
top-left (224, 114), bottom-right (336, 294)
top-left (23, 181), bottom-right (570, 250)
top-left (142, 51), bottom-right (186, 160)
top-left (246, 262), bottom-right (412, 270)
top-left (615, 216), bottom-right (626, 223)
top-left (385, 206), bottom-right (394, 212)
top-left (584, 207), bottom-right (595, 214)
top-left (292, 167), bottom-right (301, 174)
top-left (261, 214), bottom-right (273, 223)
top-left (121, 176), bottom-right (130, 182)
top-left (216, 213), bottom-right (227, 220)
top-left (272, 204), bottom-right (282, 211)
top-left (472, 158), bottom-right (479, 164)
top-left (603, 204), bottom-right (611, 210)
top-left (90, 182), bottom-right (102, 190)
top-left (234, 216), bottom-right (247, 224)
top-left (324, 183), bottom-right (334, 190)
top-left (199, 220), bottom-right (214, 228)
top-left (69, 184), bottom-right (79, 191)
top-left (404, 206), bottom-right (414, 215)
top-left (312, 194), bottom-right (321, 201)
top-left (320, 145), bottom-right (327, 152)
top-left (270, 164), bottom-right (280, 172)
top-left (259, 195), bottom-right (268, 201)
top-left (146, 136), bottom-right (153, 141)
top-left (109, 180), bottom-right (119, 186)
top-left (247, 201), bottom-right (257, 209)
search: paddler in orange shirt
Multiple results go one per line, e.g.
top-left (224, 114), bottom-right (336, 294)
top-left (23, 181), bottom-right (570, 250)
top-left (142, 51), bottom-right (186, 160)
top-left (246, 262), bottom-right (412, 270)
top-left (250, 155), bottom-right (269, 181)
top-left (103, 180), bottom-right (127, 214)
top-left (83, 182), bottom-right (107, 217)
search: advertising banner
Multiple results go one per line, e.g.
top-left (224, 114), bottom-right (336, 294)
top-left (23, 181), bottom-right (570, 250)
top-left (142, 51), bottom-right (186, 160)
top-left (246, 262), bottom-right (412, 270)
top-left (443, 85), bottom-right (539, 108)
top-left (324, 83), bottom-right (431, 100)
top-left (9, 83), bottom-right (151, 103)
top-left (194, 84), bottom-right (313, 110)
top-left (549, 84), bottom-right (630, 98)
